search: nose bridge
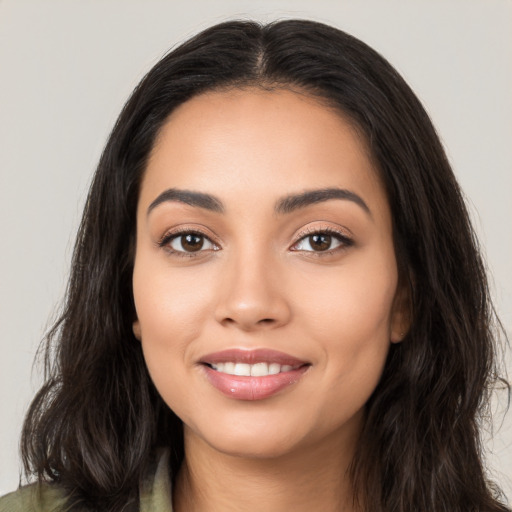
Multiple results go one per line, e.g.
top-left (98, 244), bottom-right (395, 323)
top-left (216, 239), bottom-right (290, 330)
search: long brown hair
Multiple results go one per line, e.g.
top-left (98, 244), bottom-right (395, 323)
top-left (21, 19), bottom-right (510, 512)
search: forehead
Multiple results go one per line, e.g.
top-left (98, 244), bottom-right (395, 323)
top-left (140, 87), bottom-right (388, 221)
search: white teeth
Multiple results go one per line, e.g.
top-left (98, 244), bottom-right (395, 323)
top-left (233, 363), bottom-right (251, 376)
top-left (210, 362), bottom-right (298, 376)
top-left (250, 362), bottom-right (268, 376)
top-left (268, 363), bottom-right (281, 375)
top-left (224, 362), bottom-right (235, 374)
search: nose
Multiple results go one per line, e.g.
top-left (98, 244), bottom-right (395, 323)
top-left (214, 251), bottom-right (292, 331)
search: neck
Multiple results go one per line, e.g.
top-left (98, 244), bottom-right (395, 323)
top-left (173, 424), bottom-right (360, 512)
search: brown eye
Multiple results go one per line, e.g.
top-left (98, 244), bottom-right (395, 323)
top-left (309, 234), bottom-right (331, 251)
top-left (168, 232), bottom-right (216, 253)
top-left (181, 234), bottom-right (204, 252)
top-left (292, 230), bottom-right (352, 253)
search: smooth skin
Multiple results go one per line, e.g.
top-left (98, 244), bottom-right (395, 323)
top-left (132, 88), bottom-right (409, 512)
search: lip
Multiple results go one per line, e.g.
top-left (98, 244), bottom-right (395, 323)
top-left (199, 348), bottom-right (308, 366)
top-left (199, 349), bottom-right (310, 401)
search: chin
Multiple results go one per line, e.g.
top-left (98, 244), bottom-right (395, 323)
top-left (184, 410), bottom-right (313, 460)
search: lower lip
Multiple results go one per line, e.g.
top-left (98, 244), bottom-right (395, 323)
top-left (202, 365), bottom-right (309, 401)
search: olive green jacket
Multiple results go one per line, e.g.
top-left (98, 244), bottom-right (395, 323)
top-left (0, 450), bottom-right (173, 512)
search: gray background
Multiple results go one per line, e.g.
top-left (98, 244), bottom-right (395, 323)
top-left (1, 0), bottom-right (511, 500)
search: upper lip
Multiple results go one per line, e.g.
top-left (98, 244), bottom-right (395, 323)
top-left (199, 348), bottom-right (310, 367)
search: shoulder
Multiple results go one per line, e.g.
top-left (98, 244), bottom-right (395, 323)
top-left (0, 482), bottom-right (71, 512)
top-left (0, 449), bottom-right (173, 512)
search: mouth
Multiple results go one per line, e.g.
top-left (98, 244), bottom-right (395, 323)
top-left (199, 349), bottom-right (311, 401)
top-left (208, 361), bottom-right (302, 376)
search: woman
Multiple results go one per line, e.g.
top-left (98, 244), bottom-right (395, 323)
top-left (0, 19), bottom-right (509, 512)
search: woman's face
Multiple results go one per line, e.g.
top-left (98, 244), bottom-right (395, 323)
top-left (133, 88), bottom-right (407, 459)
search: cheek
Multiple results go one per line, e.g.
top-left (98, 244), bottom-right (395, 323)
top-left (132, 254), bottom-right (219, 400)
top-left (291, 255), bottom-right (397, 395)
top-left (294, 254), bottom-right (397, 342)
top-left (132, 260), bottom-right (218, 421)
top-left (133, 257), bottom-right (215, 342)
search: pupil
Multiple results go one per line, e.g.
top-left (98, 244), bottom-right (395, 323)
top-left (182, 234), bottom-right (203, 252)
top-left (310, 234), bottom-right (331, 251)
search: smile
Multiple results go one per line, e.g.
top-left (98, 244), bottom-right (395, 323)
top-left (199, 349), bottom-right (310, 401)
top-left (209, 362), bottom-right (300, 376)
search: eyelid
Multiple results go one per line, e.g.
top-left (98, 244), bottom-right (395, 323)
top-left (290, 224), bottom-right (354, 253)
top-left (156, 223), bottom-right (353, 257)
top-left (157, 225), bottom-right (221, 256)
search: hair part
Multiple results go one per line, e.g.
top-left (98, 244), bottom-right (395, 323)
top-left (21, 19), bottom-right (510, 512)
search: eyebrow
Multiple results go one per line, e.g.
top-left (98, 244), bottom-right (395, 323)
top-left (147, 187), bottom-right (371, 217)
top-left (275, 187), bottom-right (371, 216)
top-left (147, 188), bottom-right (224, 215)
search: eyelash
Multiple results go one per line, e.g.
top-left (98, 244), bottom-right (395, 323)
top-left (291, 227), bottom-right (354, 255)
top-left (158, 227), bottom-right (353, 258)
top-left (158, 228), bottom-right (219, 258)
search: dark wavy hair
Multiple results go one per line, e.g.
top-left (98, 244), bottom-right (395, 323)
top-left (21, 19), bottom-right (510, 512)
